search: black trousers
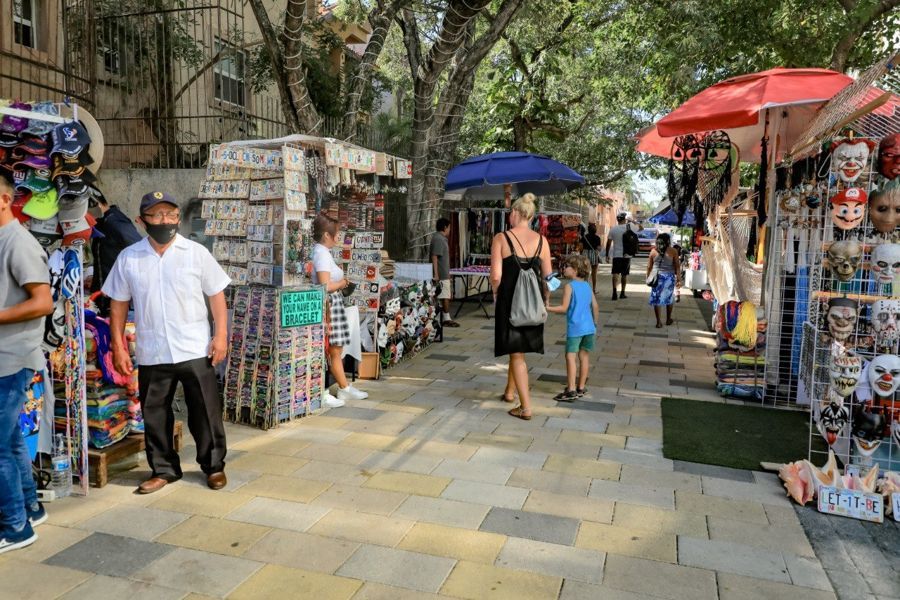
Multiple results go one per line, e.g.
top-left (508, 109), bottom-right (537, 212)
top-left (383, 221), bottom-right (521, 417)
top-left (138, 357), bottom-right (226, 478)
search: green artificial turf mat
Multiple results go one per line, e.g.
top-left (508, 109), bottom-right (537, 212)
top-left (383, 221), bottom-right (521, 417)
top-left (661, 397), bottom-right (821, 471)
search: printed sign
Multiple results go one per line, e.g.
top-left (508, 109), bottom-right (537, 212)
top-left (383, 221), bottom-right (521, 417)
top-left (280, 289), bottom-right (324, 328)
top-left (210, 145), bottom-right (283, 171)
top-left (205, 164), bottom-right (254, 181)
top-left (375, 153), bottom-right (390, 176)
top-left (201, 200), bottom-right (217, 219)
top-left (199, 180), bottom-right (251, 199)
top-left (395, 158), bottom-right (412, 179)
top-left (325, 142), bottom-right (349, 168)
top-left (817, 486), bottom-right (883, 523)
top-left (285, 169), bottom-right (309, 193)
top-left (283, 146), bottom-right (305, 170)
top-left (285, 189), bottom-right (308, 212)
top-left (250, 178), bottom-right (284, 201)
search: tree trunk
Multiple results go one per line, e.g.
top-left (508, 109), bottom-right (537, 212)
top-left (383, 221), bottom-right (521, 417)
top-left (246, 0), bottom-right (302, 132)
top-left (281, 0), bottom-right (321, 134)
top-left (829, 0), bottom-right (900, 72)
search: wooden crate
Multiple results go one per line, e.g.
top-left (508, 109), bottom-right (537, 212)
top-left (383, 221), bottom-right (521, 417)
top-left (87, 421), bottom-right (183, 488)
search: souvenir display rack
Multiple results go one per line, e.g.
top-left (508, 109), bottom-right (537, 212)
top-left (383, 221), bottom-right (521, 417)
top-left (376, 279), bottom-right (442, 370)
top-left (803, 133), bottom-right (899, 474)
top-left (713, 301), bottom-right (766, 401)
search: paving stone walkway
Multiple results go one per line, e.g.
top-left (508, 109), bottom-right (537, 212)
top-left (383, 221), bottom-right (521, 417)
top-left (0, 261), bottom-right (840, 599)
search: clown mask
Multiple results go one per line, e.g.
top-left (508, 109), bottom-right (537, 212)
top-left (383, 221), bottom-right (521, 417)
top-left (871, 299), bottom-right (900, 346)
top-left (866, 354), bottom-right (900, 397)
top-left (826, 240), bottom-right (863, 281)
top-left (832, 139), bottom-right (874, 183)
top-left (826, 297), bottom-right (858, 343)
top-left (829, 348), bottom-right (861, 397)
top-left (818, 399), bottom-right (849, 446)
top-left (878, 133), bottom-right (900, 180)
top-left (830, 187), bottom-right (868, 230)
top-left (868, 184), bottom-right (900, 234)
top-left (870, 243), bottom-right (900, 285)
top-left (851, 406), bottom-right (885, 458)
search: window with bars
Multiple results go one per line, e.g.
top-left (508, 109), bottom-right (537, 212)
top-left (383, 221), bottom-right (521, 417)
top-left (213, 38), bottom-right (246, 107)
top-left (13, 0), bottom-right (39, 49)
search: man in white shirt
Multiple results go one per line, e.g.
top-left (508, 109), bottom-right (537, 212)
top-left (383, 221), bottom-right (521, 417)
top-left (103, 191), bottom-right (231, 494)
top-left (604, 212), bottom-right (641, 301)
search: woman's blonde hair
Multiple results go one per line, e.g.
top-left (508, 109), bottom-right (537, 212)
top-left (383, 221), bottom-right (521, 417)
top-left (511, 193), bottom-right (537, 221)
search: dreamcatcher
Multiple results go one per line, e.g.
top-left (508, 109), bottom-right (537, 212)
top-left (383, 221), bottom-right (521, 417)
top-left (668, 131), bottom-right (735, 229)
top-left (667, 134), bottom-right (702, 227)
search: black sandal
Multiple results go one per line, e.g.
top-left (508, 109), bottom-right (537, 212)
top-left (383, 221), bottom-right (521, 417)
top-left (554, 389), bottom-right (578, 402)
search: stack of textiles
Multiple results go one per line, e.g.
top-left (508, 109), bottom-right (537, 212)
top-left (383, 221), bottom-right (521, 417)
top-left (714, 301), bottom-right (767, 400)
top-left (85, 370), bottom-right (130, 448)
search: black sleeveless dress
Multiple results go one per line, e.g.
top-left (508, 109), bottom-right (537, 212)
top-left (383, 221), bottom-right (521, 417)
top-left (494, 233), bottom-right (545, 357)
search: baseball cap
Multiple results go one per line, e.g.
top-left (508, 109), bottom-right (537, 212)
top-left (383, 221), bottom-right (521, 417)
top-left (51, 121), bottom-right (91, 156)
top-left (54, 173), bottom-right (90, 196)
top-left (11, 189), bottom-right (30, 223)
top-left (0, 101), bottom-right (31, 134)
top-left (28, 214), bottom-right (63, 248)
top-left (23, 102), bottom-right (59, 136)
top-left (617, 212), bottom-right (627, 219)
top-left (140, 190), bottom-right (178, 213)
top-left (0, 130), bottom-right (19, 148)
top-left (831, 187), bottom-right (868, 205)
top-left (60, 213), bottom-right (96, 247)
top-left (17, 133), bottom-right (50, 156)
top-left (57, 190), bottom-right (89, 222)
top-left (22, 188), bottom-right (59, 220)
top-left (19, 168), bottom-right (52, 193)
top-left (16, 154), bottom-right (51, 170)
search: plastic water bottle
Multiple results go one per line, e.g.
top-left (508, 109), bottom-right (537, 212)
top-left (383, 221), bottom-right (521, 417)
top-left (51, 433), bottom-right (72, 498)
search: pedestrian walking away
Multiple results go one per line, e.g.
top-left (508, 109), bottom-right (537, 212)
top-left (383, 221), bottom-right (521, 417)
top-left (491, 193), bottom-right (552, 421)
top-left (431, 217), bottom-right (459, 327)
top-left (103, 191), bottom-right (231, 495)
top-left (0, 171), bottom-right (53, 554)
top-left (605, 212), bottom-right (642, 300)
top-left (647, 232), bottom-right (682, 328)
top-left (547, 255), bottom-right (600, 401)
top-left (580, 223), bottom-right (603, 293)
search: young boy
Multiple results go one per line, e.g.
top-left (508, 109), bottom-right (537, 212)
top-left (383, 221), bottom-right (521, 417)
top-left (547, 255), bottom-right (599, 402)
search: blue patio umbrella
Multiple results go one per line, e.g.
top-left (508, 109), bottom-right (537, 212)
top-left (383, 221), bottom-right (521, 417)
top-left (445, 152), bottom-right (585, 200)
top-left (648, 201), bottom-right (696, 227)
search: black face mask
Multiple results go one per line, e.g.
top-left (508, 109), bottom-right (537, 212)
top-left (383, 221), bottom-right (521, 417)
top-left (144, 222), bottom-right (178, 244)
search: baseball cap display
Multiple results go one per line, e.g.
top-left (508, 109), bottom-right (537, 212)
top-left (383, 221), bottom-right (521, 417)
top-left (17, 133), bottom-right (50, 156)
top-left (51, 153), bottom-right (96, 182)
top-left (57, 190), bottom-right (89, 222)
top-left (140, 190), bottom-right (178, 213)
top-left (28, 214), bottom-right (63, 248)
top-left (60, 213), bottom-right (96, 246)
top-left (23, 102), bottom-right (59, 136)
top-left (54, 173), bottom-right (90, 197)
top-left (51, 120), bottom-right (91, 157)
top-left (11, 189), bottom-right (30, 223)
top-left (16, 153), bottom-right (51, 170)
top-left (23, 188), bottom-right (59, 220)
top-left (0, 130), bottom-right (18, 148)
top-left (19, 168), bottom-right (52, 193)
top-left (0, 101), bottom-right (31, 134)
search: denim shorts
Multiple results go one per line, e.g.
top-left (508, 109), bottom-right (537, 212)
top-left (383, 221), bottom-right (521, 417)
top-left (565, 334), bottom-right (595, 353)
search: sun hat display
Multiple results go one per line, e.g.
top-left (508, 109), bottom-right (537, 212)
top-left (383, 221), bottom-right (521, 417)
top-left (22, 187), bottom-right (59, 220)
top-left (51, 120), bottom-right (91, 157)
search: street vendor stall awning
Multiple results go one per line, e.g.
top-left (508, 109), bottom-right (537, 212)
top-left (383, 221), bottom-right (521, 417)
top-left (648, 201), bottom-right (696, 227)
top-left (445, 151), bottom-right (584, 200)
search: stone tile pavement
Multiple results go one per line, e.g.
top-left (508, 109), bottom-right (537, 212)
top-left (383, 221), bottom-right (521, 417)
top-left (0, 262), bottom-right (840, 599)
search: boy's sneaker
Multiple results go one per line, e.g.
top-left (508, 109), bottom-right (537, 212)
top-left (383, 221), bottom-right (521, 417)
top-left (575, 388), bottom-right (588, 398)
top-left (0, 521), bottom-right (37, 555)
top-left (27, 503), bottom-right (47, 527)
top-left (553, 389), bottom-right (578, 402)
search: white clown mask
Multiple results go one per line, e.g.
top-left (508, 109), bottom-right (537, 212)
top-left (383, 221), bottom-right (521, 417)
top-left (826, 298), bottom-right (858, 343)
top-left (871, 299), bottom-right (900, 345)
top-left (867, 354), bottom-right (900, 397)
top-left (870, 243), bottom-right (900, 285)
top-left (832, 139), bottom-right (871, 183)
top-left (829, 348), bottom-right (861, 397)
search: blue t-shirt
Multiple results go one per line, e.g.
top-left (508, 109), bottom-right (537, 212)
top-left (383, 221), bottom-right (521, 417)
top-left (567, 280), bottom-right (596, 338)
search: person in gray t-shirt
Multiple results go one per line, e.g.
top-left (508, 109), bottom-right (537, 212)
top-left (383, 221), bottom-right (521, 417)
top-left (0, 171), bottom-right (53, 554)
top-left (430, 218), bottom-right (458, 327)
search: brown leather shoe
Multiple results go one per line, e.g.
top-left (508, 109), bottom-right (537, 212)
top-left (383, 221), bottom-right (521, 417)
top-left (207, 472), bottom-right (227, 490)
top-left (136, 477), bottom-right (171, 495)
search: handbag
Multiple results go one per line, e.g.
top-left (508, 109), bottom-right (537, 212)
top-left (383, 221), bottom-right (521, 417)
top-left (505, 232), bottom-right (548, 327)
top-left (646, 264), bottom-right (659, 288)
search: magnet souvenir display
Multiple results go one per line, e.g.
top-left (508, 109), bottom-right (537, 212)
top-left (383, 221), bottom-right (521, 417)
top-left (866, 354), bottom-right (900, 397)
top-left (830, 187), bottom-right (868, 230)
top-left (831, 138), bottom-right (876, 184)
top-left (869, 243), bottom-right (900, 285)
top-left (878, 133), bottom-right (900, 181)
top-left (870, 299), bottom-right (900, 346)
top-left (826, 297), bottom-right (858, 343)
top-left (825, 240), bottom-right (863, 282)
top-left (829, 347), bottom-right (862, 397)
top-left (867, 183), bottom-right (900, 234)
top-left (851, 405), bottom-right (886, 458)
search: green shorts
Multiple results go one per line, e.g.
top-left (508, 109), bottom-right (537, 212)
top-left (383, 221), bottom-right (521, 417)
top-left (565, 334), bottom-right (595, 354)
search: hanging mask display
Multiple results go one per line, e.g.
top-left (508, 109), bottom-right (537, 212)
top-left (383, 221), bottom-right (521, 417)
top-left (868, 182), bottom-right (900, 234)
top-left (817, 399), bottom-right (850, 446)
top-left (377, 325), bottom-right (388, 349)
top-left (826, 297), bottom-right (858, 343)
top-left (667, 134), bottom-right (702, 227)
top-left (829, 348), bottom-right (861, 397)
top-left (831, 139), bottom-right (875, 184)
top-left (866, 354), bottom-right (900, 397)
top-left (869, 243), bottom-right (900, 285)
top-left (830, 187), bottom-right (868, 230)
top-left (825, 240), bottom-right (863, 282)
top-left (870, 299), bottom-right (900, 346)
top-left (851, 405), bottom-right (885, 458)
top-left (878, 133), bottom-right (900, 181)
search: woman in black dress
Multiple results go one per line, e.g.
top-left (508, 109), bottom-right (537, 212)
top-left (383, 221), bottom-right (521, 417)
top-left (490, 193), bottom-right (552, 420)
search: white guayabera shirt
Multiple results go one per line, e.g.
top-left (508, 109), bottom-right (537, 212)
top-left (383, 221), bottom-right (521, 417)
top-left (102, 234), bottom-right (230, 366)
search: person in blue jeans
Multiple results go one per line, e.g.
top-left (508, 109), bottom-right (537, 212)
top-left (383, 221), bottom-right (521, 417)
top-left (547, 255), bottom-right (600, 402)
top-left (0, 171), bottom-right (54, 554)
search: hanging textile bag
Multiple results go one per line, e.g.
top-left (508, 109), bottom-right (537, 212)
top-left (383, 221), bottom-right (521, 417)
top-left (504, 232), bottom-right (547, 327)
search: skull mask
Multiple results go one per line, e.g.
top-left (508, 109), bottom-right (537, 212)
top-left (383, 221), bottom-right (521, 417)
top-left (870, 243), bottom-right (900, 285)
top-left (817, 399), bottom-right (850, 446)
top-left (826, 297), bottom-right (858, 343)
top-left (829, 348), bottom-right (861, 397)
top-left (867, 184), bottom-right (900, 234)
top-left (878, 133), bottom-right (900, 180)
top-left (832, 139), bottom-right (874, 183)
top-left (871, 299), bottom-right (900, 345)
top-left (851, 405), bottom-right (885, 458)
top-left (826, 240), bottom-right (863, 281)
top-left (866, 353), bottom-right (900, 397)
top-left (830, 187), bottom-right (868, 230)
